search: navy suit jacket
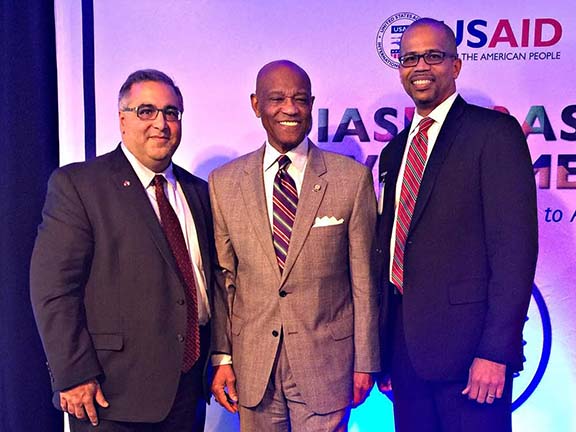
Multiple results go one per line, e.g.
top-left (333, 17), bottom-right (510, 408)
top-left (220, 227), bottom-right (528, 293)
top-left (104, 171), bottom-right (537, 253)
top-left (30, 146), bottom-right (214, 422)
top-left (376, 95), bottom-right (538, 381)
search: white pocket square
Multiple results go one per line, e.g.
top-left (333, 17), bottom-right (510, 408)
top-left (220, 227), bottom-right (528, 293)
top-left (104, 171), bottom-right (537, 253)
top-left (312, 216), bottom-right (344, 227)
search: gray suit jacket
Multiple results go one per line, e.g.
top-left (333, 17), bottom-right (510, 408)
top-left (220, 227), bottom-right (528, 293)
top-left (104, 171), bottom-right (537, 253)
top-left (208, 142), bottom-right (379, 414)
top-left (30, 146), bottom-right (214, 422)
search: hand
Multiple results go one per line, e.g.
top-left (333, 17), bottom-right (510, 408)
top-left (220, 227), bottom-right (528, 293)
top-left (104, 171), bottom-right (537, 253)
top-left (375, 372), bottom-right (392, 393)
top-left (352, 372), bottom-right (374, 408)
top-left (462, 357), bottom-right (506, 404)
top-left (211, 364), bottom-right (239, 413)
top-left (60, 379), bottom-right (109, 425)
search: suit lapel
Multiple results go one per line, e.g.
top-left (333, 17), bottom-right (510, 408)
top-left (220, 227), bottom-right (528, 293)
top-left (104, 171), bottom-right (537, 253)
top-left (239, 146), bottom-right (282, 280)
top-left (410, 96), bottom-right (467, 232)
top-left (175, 165), bottom-right (212, 292)
top-left (109, 146), bottom-right (181, 279)
top-left (281, 142), bottom-right (327, 283)
top-left (378, 129), bottom-right (409, 241)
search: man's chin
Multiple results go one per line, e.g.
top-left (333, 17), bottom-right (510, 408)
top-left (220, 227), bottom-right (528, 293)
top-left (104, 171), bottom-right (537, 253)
top-left (271, 141), bottom-right (301, 154)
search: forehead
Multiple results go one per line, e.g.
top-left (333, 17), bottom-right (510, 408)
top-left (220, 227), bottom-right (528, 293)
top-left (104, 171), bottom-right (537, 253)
top-left (258, 66), bottom-right (311, 95)
top-left (124, 81), bottom-right (180, 106)
top-left (401, 24), bottom-right (450, 53)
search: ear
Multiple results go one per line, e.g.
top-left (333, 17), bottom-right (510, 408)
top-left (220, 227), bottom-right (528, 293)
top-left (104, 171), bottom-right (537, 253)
top-left (310, 95), bottom-right (315, 109)
top-left (119, 111), bottom-right (127, 134)
top-left (250, 93), bottom-right (261, 118)
top-left (452, 58), bottom-right (462, 79)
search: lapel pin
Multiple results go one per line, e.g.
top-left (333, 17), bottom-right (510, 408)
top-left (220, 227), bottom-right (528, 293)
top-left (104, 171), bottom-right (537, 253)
top-left (123, 180), bottom-right (131, 187)
top-left (313, 184), bottom-right (321, 192)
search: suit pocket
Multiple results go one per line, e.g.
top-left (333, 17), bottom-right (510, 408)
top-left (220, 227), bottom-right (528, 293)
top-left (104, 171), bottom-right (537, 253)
top-left (327, 315), bottom-right (354, 341)
top-left (90, 333), bottom-right (124, 351)
top-left (448, 278), bottom-right (487, 305)
top-left (231, 315), bottom-right (245, 336)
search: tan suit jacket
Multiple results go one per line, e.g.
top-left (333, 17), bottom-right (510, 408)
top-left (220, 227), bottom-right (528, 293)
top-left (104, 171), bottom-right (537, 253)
top-left (208, 142), bottom-right (379, 414)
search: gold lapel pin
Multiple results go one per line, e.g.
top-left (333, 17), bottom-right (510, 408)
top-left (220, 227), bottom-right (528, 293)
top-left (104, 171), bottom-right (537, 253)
top-left (313, 184), bottom-right (321, 192)
top-left (123, 180), bottom-right (131, 187)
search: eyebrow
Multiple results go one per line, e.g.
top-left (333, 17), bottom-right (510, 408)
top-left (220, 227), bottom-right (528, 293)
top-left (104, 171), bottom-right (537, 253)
top-left (138, 103), bottom-right (180, 109)
top-left (401, 49), bottom-right (444, 55)
top-left (267, 90), bottom-right (309, 96)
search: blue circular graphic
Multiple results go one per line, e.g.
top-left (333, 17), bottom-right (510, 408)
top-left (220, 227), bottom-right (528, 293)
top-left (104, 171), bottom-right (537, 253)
top-left (512, 283), bottom-right (551, 411)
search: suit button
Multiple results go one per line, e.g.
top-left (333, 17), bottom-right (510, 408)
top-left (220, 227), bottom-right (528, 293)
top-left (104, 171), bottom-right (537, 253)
top-left (177, 334), bottom-right (185, 343)
top-left (279, 290), bottom-right (287, 297)
top-left (272, 330), bottom-right (279, 337)
top-left (177, 299), bottom-right (185, 305)
top-left (375, 248), bottom-right (383, 254)
top-left (407, 240), bottom-right (413, 245)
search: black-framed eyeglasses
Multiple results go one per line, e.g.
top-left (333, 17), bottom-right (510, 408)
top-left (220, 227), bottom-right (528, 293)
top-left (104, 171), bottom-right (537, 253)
top-left (121, 104), bottom-right (182, 122)
top-left (398, 51), bottom-right (458, 68)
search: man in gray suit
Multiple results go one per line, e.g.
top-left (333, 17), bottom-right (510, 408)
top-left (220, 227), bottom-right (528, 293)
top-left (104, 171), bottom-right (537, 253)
top-left (208, 60), bottom-right (380, 431)
top-left (30, 69), bottom-right (214, 431)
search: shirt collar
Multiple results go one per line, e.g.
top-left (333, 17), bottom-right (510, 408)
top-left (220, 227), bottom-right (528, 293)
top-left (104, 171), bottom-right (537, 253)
top-left (263, 137), bottom-right (309, 173)
top-left (121, 143), bottom-right (176, 188)
top-left (410, 92), bottom-right (459, 135)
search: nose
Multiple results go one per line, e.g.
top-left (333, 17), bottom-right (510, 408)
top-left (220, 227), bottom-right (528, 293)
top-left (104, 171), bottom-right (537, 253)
top-left (152, 110), bottom-right (169, 130)
top-left (281, 97), bottom-right (299, 115)
top-left (414, 55), bottom-right (431, 70)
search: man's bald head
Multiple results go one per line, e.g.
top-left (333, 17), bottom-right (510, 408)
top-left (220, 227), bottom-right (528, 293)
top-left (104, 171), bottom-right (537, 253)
top-left (255, 60), bottom-right (312, 97)
top-left (251, 60), bottom-right (314, 153)
top-left (401, 18), bottom-right (458, 55)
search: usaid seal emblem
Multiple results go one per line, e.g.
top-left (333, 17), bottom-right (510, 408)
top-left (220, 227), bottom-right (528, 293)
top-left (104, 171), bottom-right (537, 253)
top-left (376, 12), bottom-right (420, 69)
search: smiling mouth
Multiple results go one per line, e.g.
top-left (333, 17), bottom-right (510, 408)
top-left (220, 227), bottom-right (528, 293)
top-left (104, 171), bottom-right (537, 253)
top-left (279, 121), bottom-right (299, 126)
top-left (412, 78), bottom-right (433, 86)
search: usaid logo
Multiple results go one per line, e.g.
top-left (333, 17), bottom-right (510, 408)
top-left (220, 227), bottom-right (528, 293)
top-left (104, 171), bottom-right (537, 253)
top-left (376, 14), bottom-right (563, 67)
top-left (376, 12), bottom-right (420, 69)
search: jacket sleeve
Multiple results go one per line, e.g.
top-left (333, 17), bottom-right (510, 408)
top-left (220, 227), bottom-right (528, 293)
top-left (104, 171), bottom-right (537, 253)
top-left (475, 114), bottom-right (538, 368)
top-left (30, 168), bottom-right (102, 391)
top-left (348, 167), bottom-right (381, 373)
top-left (207, 170), bottom-right (237, 357)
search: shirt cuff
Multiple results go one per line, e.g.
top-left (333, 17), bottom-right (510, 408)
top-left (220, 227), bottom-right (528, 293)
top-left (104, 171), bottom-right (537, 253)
top-left (211, 353), bottom-right (233, 366)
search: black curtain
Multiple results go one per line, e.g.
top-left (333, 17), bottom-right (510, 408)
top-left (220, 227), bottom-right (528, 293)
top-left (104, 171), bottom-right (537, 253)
top-left (1, 1), bottom-right (63, 430)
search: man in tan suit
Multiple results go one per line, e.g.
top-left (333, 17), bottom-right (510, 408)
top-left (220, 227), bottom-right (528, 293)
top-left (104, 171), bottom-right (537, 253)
top-left (208, 60), bottom-right (380, 431)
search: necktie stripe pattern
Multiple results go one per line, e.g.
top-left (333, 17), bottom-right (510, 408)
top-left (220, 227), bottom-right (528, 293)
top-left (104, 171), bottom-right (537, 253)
top-left (153, 175), bottom-right (200, 371)
top-left (391, 117), bottom-right (435, 293)
top-left (273, 155), bottom-right (298, 272)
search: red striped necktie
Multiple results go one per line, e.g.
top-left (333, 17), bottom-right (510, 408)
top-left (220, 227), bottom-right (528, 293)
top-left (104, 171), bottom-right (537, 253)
top-left (153, 175), bottom-right (200, 371)
top-left (391, 117), bottom-right (435, 293)
top-left (272, 155), bottom-right (299, 273)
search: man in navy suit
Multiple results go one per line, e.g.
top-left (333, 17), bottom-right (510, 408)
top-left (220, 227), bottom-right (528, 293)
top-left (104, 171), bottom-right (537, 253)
top-left (375, 18), bottom-right (538, 431)
top-left (30, 69), bottom-right (214, 431)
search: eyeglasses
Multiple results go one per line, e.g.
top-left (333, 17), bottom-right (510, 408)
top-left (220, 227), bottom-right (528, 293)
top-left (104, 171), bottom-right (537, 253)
top-left (121, 104), bottom-right (182, 122)
top-left (398, 51), bottom-right (457, 68)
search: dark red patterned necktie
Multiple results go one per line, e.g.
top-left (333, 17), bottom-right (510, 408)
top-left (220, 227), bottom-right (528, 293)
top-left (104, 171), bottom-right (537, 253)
top-left (153, 175), bottom-right (200, 371)
top-left (272, 155), bottom-right (299, 273)
top-left (391, 117), bottom-right (435, 293)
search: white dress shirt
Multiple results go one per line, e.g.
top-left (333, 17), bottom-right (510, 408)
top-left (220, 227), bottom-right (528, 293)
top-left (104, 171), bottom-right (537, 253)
top-left (389, 92), bottom-right (459, 277)
top-left (121, 144), bottom-right (210, 325)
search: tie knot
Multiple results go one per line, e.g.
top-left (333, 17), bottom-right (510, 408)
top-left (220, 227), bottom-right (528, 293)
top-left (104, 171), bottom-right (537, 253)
top-left (277, 155), bottom-right (292, 171)
top-left (152, 175), bottom-right (166, 187)
top-left (418, 117), bottom-right (435, 133)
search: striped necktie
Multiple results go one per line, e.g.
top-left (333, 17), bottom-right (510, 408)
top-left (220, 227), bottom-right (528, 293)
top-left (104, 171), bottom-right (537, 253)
top-left (391, 117), bottom-right (435, 293)
top-left (272, 155), bottom-right (299, 273)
